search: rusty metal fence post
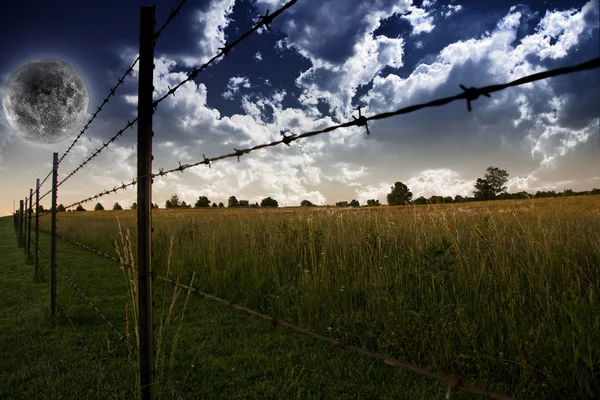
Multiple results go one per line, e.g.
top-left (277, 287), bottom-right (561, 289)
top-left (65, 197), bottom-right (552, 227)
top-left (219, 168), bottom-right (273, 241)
top-left (50, 152), bottom-right (58, 317)
top-left (28, 188), bottom-right (33, 259)
top-left (137, 6), bottom-right (156, 400)
top-left (35, 179), bottom-right (40, 281)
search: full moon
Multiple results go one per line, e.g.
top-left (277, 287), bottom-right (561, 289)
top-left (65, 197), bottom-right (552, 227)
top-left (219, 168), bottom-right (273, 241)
top-left (2, 58), bottom-right (89, 144)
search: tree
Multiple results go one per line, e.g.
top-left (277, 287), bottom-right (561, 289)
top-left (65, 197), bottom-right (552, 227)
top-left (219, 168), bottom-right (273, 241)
top-left (180, 201), bottom-right (191, 208)
top-left (238, 200), bottom-right (249, 207)
top-left (366, 199), bottom-right (381, 206)
top-left (429, 196), bottom-right (444, 204)
top-left (75, 204), bottom-right (86, 212)
top-left (413, 196), bottom-right (428, 205)
top-left (260, 197), bottom-right (279, 207)
top-left (167, 194), bottom-right (180, 208)
top-left (218, 202), bottom-right (224, 208)
top-left (131, 202), bottom-right (137, 210)
top-left (195, 196), bottom-right (211, 208)
top-left (444, 196), bottom-right (453, 204)
top-left (300, 199), bottom-right (314, 207)
top-left (56, 204), bottom-right (66, 212)
top-left (37, 205), bottom-right (45, 213)
top-left (212, 202), bottom-right (218, 208)
top-left (474, 166), bottom-right (509, 200)
top-left (228, 196), bottom-right (238, 208)
top-left (152, 203), bottom-right (159, 209)
top-left (112, 202), bottom-right (123, 211)
top-left (387, 182), bottom-right (413, 206)
top-left (94, 203), bottom-right (104, 211)
top-left (349, 199), bottom-right (360, 207)
top-left (454, 195), bottom-right (465, 203)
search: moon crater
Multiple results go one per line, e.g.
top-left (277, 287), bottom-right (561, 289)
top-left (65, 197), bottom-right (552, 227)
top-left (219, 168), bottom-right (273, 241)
top-left (2, 58), bottom-right (89, 144)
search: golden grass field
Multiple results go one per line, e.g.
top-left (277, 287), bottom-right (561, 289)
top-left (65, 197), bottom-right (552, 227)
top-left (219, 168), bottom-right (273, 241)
top-left (39, 195), bottom-right (600, 397)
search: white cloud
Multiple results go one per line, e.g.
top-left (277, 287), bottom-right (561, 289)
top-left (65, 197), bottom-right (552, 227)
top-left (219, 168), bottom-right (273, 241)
top-left (401, 5), bottom-right (436, 35)
top-left (180, 0), bottom-right (236, 67)
top-left (406, 169), bottom-right (474, 198)
top-left (222, 76), bottom-right (251, 100)
top-left (442, 4), bottom-right (463, 18)
top-left (254, 51), bottom-right (263, 61)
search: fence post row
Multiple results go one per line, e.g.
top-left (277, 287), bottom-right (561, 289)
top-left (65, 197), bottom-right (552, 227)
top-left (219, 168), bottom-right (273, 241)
top-left (137, 6), bottom-right (156, 400)
top-left (50, 152), bottom-right (58, 318)
top-left (18, 199), bottom-right (24, 246)
top-left (28, 188), bottom-right (33, 259)
top-left (35, 179), bottom-right (40, 280)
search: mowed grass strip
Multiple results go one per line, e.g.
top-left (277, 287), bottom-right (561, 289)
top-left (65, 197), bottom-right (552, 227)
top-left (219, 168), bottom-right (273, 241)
top-left (1, 216), bottom-right (453, 399)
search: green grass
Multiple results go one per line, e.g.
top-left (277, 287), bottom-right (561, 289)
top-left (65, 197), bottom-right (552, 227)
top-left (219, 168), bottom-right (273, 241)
top-left (0, 215), bottom-right (453, 399)
top-left (34, 196), bottom-right (600, 399)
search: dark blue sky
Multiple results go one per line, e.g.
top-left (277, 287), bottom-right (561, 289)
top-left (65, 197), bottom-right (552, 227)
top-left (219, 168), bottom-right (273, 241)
top-left (0, 0), bottom-right (598, 214)
top-left (1, 0), bottom-right (591, 118)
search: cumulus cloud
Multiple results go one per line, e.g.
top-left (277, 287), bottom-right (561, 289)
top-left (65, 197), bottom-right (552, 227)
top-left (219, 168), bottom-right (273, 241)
top-left (181, 0), bottom-right (236, 67)
top-left (222, 76), bottom-right (251, 100)
top-left (1, 0), bottom-right (598, 215)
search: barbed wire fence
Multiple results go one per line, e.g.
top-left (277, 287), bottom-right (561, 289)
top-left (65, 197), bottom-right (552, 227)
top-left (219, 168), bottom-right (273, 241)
top-left (11, 0), bottom-right (600, 399)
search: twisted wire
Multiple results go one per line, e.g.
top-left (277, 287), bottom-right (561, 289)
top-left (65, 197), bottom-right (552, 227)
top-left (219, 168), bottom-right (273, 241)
top-left (57, 297), bottom-right (119, 400)
top-left (57, 118), bottom-right (138, 189)
top-left (152, 273), bottom-right (512, 400)
top-left (57, 265), bottom-right (126, 343)
top-left (154, 0), bottom-right (189, 43)
top-left (55, 232), bottom-right (132, 268)
top-left (152, 57), bottom-right (600, 179)
top-left (151, 0), bottom-right (297, 109)
top-left (57, 58), bottom-right (140, 166)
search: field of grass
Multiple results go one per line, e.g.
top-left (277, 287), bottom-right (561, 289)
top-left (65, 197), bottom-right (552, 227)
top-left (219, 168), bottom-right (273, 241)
top-left (0, 215), bottom-right (449, 399)
top-left (8, 195), bottom-right (600, 398)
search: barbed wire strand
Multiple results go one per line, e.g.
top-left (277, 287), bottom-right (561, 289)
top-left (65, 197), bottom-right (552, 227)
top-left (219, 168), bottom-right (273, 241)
top-left (39, 169), bottom-right (53, 191)
top-left (151, 57), bottom-right (600, 178)
top-left (55, 57), bottom-right (599, 211)
top-left (55, 232), bottom-right (133, 269)
top-left (63, 178), bottom-right (138, 210)
top-left (57, 297), bottom-right (119, 400)
top-left (37, 244), bottom-right (51, 263)
top-left (58, 58), bottom-right (140, 167)
top-left (152, 273), bottom-right (512, 400)
top-left (154, 0), bottom-right (189, 43)
top-left (57, 265), bottom-right (127, 343)
top-left (56, 118), bottom-right (138, 190)
top-left (151, 0), bottom-right (297, 109)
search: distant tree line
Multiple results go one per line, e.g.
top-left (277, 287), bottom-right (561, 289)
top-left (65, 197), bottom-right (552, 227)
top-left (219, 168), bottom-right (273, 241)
top-left (45, 166), bottom-right (600, 212)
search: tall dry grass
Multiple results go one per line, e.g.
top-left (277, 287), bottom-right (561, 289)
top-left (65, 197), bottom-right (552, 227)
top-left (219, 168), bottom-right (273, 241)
top-left (45, 196), bottom-right (600, 397)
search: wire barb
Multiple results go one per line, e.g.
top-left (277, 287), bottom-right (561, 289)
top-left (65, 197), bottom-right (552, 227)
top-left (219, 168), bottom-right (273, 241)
top-left (154, 0), bottom-right (189, 43)
top-left (57, 265), bottom-right (126, 343)
top-left (57, 297), bottom-right (119, 399)
top-left (152, 273), bottom-right (513, 400)
top-left (57, 57), bottom-right (139, 166)
top-left (459, 84), bottom-right (491, 112)
top-left (149, 56), bottom-right (599, 181)
top-left (151, 0), bottom-right (298, 110)
top-left (262, 9), bottom-right (274, 30)
top-left (219, 41), bottom-right (231, 57)
top-left (352, 106), bottom-right (371, 135)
